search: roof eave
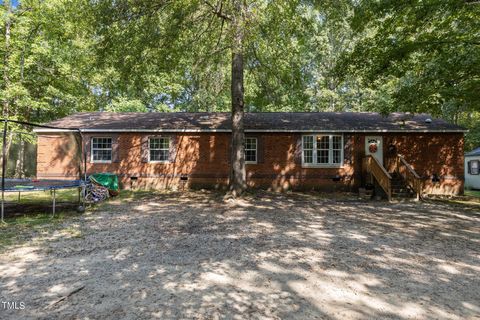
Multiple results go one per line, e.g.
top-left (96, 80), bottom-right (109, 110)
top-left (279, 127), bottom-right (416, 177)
top-left (32, 128), bottom-right (469, 133)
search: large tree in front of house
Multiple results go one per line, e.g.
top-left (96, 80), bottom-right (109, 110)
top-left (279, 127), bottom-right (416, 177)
top-left (90, 0), bottom-right (315, 195)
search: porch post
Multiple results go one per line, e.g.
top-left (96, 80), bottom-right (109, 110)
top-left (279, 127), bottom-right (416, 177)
top-left (52, 189), bottom-right (56, 218)
top-left (1, 119), bottom-right (8, 223)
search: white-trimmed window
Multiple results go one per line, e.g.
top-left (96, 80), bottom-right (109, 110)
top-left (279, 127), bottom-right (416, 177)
top-left (469, 160), bottom-right (479, 175)
top-left (91, 137), bottom-right (112, 163)
top-left (245, 137), bottom-right (257, 164)
top-left (149, 137), bottom-right (170, 162)
top-left (302, 134), bottom-right (343, 166)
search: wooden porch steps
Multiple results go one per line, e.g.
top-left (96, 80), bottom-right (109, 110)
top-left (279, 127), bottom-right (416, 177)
top-left (390, 172), bottom-right (416, 199)
top-left (364, 154), bottom-right (423, 201)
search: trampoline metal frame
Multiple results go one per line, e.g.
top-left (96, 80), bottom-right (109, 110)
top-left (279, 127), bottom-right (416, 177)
top-left (0, 119), bottom-right (85, 223)
top-left (0, 180), bottom-right (86, 221)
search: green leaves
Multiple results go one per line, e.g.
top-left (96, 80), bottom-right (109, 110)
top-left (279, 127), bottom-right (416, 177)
top-left (0, 0), bottom-right (100, 123)
top-left (89, 0), bottom-right (347, 112)
top-left (341, 0), bottom-right (480, 147)
top-left (345, 0), bottom-right (480, 111)
top-left (0, 0), bottom-right (478, 149)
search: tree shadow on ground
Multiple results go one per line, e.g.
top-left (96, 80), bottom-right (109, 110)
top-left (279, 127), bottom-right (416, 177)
top-left (0, 191), bottom-right (479, 319)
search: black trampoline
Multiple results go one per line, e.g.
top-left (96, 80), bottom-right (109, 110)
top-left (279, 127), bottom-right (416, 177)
top-left (2, 179), bottom-right (84, 191)
top-left (0, 179), bottom-right (85, 220)
top-left (0, 119), bottom-right (87, 222)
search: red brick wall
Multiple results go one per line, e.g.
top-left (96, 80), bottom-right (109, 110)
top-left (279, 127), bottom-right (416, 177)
top-left (382, 133), bottom-right (464, 195)
top-left (36, 132), bottom-right (464, 194)
top-left (37, 133), bottom-right (81, 179)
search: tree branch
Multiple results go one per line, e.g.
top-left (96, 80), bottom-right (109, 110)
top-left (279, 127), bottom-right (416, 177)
top-left (204, 0), bottom-right (232, 21)
top-left (216, 18), bottom-right (225, 48)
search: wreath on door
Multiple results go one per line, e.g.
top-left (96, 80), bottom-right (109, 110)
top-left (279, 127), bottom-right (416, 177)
top-left (369, 143), bottom-right (378, 153)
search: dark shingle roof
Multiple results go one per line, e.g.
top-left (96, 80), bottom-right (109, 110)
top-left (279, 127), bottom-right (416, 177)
top-left (466, 147), bottom-right (480, 157)
top-left (37, 112), bottom-right (466, 133)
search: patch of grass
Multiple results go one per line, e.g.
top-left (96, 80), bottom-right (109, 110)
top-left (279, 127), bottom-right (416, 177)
top-left (2, 189), bottom-right (80, 204)
top-left (106, 189), bottom-right (169, 202)
top-left (61, 226), bottom-right (83, 238)
top-left (0, 211), bottom-right (81, 251)
top-left (426, 196), bottom-right (480, 210)
top-left (0, 189), bottom-right (139, 250)
top-left (465, 189), bottom-right (480, 198)
top-left (440, 199), bottom-right (480, 208)
top-left (5, 212), bottom-right (66, 226)
top-left (0, 228), bottom-right (17, 247)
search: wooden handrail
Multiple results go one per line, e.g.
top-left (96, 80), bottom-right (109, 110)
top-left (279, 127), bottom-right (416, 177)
top-left (371, 156), bottom-right (392, 179)
top-left (398, 156), bottom-right (420, 178)
top-left (396, 155), bottom-right (423, 200)
top-left (365, 155), bottom-right (392, 201)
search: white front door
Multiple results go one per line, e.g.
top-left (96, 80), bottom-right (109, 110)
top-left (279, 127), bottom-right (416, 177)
top-left (365, 136), bottom-right (383, 166)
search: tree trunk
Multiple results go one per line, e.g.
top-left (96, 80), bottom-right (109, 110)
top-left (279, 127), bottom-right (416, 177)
top-left (3, 0), bottom-right (11, 118)
top-left (1, 130), bottom-right (14, 177)
top-left (14, 137), bottom-right (25, 178)
top-left (1, 1), bottom-right (12, 175)
top-left (229, 0), bottom-right (246, 196)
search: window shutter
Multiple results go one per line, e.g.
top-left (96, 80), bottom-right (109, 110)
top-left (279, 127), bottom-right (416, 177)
top-left (344, 134), bottom-right (352, 165)
top-left (141, 135), bottom-right (149, 163)
top-left (257, 135), bottom-right (264, 164)
top-left (227, 138), bottom-right (231, 164)
top-left (294, 135), bottom-right (302, 164)
top-left (84, 135), bottom-right (92, 163)
top-left (168, 135), bottom-right (177, 162)
top-left (468, 161), bottom-right (472, 174)
top-left (112, 135), bottom-right (120, 163)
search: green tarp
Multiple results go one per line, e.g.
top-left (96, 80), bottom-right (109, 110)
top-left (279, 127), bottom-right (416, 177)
top-left (89, 173), bottom-right (119, 191)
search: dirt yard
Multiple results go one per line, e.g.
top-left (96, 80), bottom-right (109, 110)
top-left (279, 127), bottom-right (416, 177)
top-left (0, 191), bottom-right (479, 320)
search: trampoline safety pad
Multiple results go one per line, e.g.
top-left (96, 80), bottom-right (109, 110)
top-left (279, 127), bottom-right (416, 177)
top-left (1, 179), bottom-right (85, 222)
top-left (2, 179), bottom-right (84, 192)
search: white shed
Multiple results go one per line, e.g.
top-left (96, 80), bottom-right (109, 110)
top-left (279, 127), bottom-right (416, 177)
top-left (465, 147), bottom-right (480, 190)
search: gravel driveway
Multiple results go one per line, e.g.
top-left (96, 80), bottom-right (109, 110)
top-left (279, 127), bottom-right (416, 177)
top-left (1, 191), bottom-right (479, 320)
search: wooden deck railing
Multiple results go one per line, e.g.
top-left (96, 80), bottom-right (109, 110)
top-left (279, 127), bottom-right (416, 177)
top-left (396, 155), bottom-right (423, 200)
top-left (365, 155), bottom-right (392, 201)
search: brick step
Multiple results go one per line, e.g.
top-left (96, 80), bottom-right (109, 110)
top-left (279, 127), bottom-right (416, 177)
top-left (392, 187), bottom-right (413, 192)
top-left (391, 183), bottom-right (407, 188)
top-left (392, 190), bottom-right (415, 195)
top-left (392, 188), bottom-right (415, 196)
top-left (389, 172), bottom-right (415, 197)
top-left (393, 194), bottom-right (415, 199)
top-left (358, 187), bottom-right (373, 200)
top-left (393, 188), bottom-right (414, 193)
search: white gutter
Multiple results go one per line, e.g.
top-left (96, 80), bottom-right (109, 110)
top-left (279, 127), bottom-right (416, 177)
top-left (33, 128), bottom-right (468, 133)
top-left (33, 128), bottom-right (79, 133)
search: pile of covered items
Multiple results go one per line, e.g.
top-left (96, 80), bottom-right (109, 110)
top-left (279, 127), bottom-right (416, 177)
top-left (85, 173), bottom-right (119, 203)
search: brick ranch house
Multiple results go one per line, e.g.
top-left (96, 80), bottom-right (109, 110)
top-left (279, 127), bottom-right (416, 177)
top-left (34, 112), bottom-right (466, 198)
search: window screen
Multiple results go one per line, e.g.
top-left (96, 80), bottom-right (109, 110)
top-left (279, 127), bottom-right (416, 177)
top-left (245, 137), bottom-right (257, 163)
top-left (302, 135), bottom-right (343, 166)
top-left (91, 137), bottom-right (112, 162)
top-left (149, 137), bottom-right (170, 162)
